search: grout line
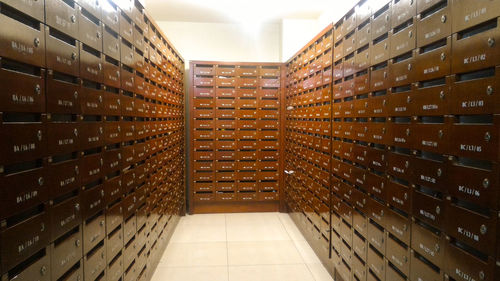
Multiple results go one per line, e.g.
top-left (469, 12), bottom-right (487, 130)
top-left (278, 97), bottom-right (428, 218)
top-left (225, 214), bottom-right (230, 281)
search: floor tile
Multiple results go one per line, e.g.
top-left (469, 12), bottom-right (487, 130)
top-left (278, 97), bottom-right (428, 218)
top-left (159, 242), bottom-right (228, 267)
top-left (226, 213), bottom-right (290, 241)
top-left (227, 241), bottom-right (303, 265)
top-left (278, 213), bottom-right (306, 241)
top-left (179, 214), bottom-right (226, 226)
top-left (151, 266), bottom-right (228, 281)
top-left (306, 263), bottom-right (334, 281)
top-left (170, 223), bottom-right (227, 243)
top-left (228, 264), bottom-right (315, 281)
top-left (293, 240), bottom-right (322, 264)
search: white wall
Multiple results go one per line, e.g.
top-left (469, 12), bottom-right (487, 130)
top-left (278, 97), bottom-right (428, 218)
top-left (156, 21), bottom-right (282, 65)
top-left (281, 19), bottom-right (322, 62)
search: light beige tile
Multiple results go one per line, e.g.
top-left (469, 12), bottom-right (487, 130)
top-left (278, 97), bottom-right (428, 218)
top-left (278, 213), bottom-right (306, 241)
top-left (159, 242), bottom-right (227, 267)
top-left (179, 214), bottom-right (226, 226)
top-left (226, 223), bottom-right (290, 241)
top-left (227, 241), bottom-right (303, 265)
top-left (170, 223), bottom-right (226, 243)
top-left (293, 240), bottom-right (322, 264)
top-left (225, 212), bottom-right (282, 226)
top-left (306, 263), bottom-right (335, 281)
top-left (226, 213), bottom-right (290, 241)
top-left (151, 266), bottom-right (228, 281)
top-left (228, 264), bottom-right (315, 281)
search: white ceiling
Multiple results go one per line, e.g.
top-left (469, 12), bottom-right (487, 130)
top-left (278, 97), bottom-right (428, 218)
top-left (144, 0), bottom-right (342, 23)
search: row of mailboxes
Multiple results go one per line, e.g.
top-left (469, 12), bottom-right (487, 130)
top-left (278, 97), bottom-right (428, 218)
top-left (193, 119), bottom-right (279, 130)
top-left (193, 77), bottom-right (280, 88)
top-left (193, 88), bottom-right (279, 98)
top-left (0, 1), bottom-right (186, 281)
top-left (0, 0), bottom-right (183, 83)
top-left (193, 65), bottom-right (280, 77)
top-left (192, 109), bottom-right (279, 119)
top-left (193, 190), bottom-right (279, 203)
top-left (192, 98), bottom-right (280, 109)
top-left (190, 62), bottom-right (281, 210)
top-left (192, 130), bottom-right (279, 140)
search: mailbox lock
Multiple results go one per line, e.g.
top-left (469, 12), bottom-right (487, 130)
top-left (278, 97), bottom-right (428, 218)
top-left (37, 130), bottom-right (43, 140)
top-left (407, 96), bottom-right (412, 103)
top-left (441, 15), bottom-right (447, 23)
top-left (439, 90), bottom-right (445, 99)
top-left (484, 132), bottom-right (491, 142)
top-left (479, 271), bottom-right (485, 280)
top-left (440, 53), bottom-right (446, 61)
top-left (34, 37), bottom-right (40, 47)
top-left (75, 239), bottom-right (81, 247)
top-left (487, 37), bottom-right (495, 47)
top-left (407, 64), bottom-right (412, 71)
top-left (71, 52), bottom-right (77, 60)
top-left (75, 165), bottom-right (79, 174)
top-left (480, 224), bottom-right (487, 235)
top-left (437, 168), bottom-right (442, 177)
top-left (406, 128), bottom-right (411, 136)
top-left (40, 266), bottom-right (47, 276)
top-left (435, 244), bottom-right (440, 252)
top-left (435, 206), bottom-right (441, 215)
top-left (35, 84), bottom-right (41, 95)
top-left (75, 203), bottom-right (80, 211)
top-left (486, 85), bottom-right (493, 95)
top-left (438, 130), bottom-right (444, 139)
top-left (408, 30), bottom-right (413, 38)
top-left (38, 176), bottom-right (44, 186)
top-left (74, 91), bottom-right (78, 99)
top-left (483, 178), bottom-right (489, 188)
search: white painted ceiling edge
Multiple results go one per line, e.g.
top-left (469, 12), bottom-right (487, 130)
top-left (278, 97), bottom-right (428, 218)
top-left (144, 0), bottom-right (362, 62)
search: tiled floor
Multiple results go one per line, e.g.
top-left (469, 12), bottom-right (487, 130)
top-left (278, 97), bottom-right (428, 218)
top-left (151, 212), bottom-right (334, 281)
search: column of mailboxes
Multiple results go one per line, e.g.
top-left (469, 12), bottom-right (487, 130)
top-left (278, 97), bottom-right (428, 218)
top-left (191, 62), bottom-right (280, 208)
top-left (327, 0), bottom-right (500, 281)
top-left (283, 28), bottom-right (334, 261)
top-left (0, 1), bottom-right (185, 281)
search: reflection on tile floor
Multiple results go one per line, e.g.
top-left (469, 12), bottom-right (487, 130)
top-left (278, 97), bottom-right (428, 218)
top-left (151, 212), bottom-right (334, 281)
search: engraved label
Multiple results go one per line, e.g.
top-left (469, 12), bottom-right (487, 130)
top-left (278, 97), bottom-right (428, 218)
top-left (424, 66), bottom-right (439, 74)
top-left (457, 226), bottom-right (480, 242)
top-left (13, 143), bottom-right (36, 153)
top-left (422, 140), bottom-right (438, 147)
top-left (463, 54), bottom-right (486, 64)
top-left (419, 242), bottom-right (436, 257)
top-left (394, 137), bottom-right (406, 143)
top-left (458, 185), bottom-right (481, 197)
top-left (60, 213), bottom-right (76, 227)
top-left (12, 94), bottom-right (35, 104)
top-left (425, 28), bottom-right (441, 40)
top-left (395, 74), bottom-right (407, 82)
top-left (392, 196), bottom-right (404, 206)
top-left (60, 176), bottom-right (75, 187)
top-left (419, 209), bottom-right (436, 221)
top-left (395, 106), bottom-right (407, 112)
top-left (461, 100), bottom-right (484, 108)
top-left (455, 267), bottom-right (476, 281)
top-left (396, 42), bottom-right (409, 51)
top-left (11, 41), bottom-right (34, 56)
top-left (464, 7), bottom-right (487, 22)
top-left (17, 235), bottom-right (40, 253)
top-left (423, 104), bottom-right (438, 110)
top-left (420, 174), bottom-right (436, 184)
top-left (460, 144), bottom-right (482, 153)
top-left (16, 190), bottom-right (39, 204)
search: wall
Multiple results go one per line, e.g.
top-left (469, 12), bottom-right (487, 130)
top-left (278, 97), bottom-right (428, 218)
top-left (156, 21), bottom-right (282, 65)
top-left (281, 19), bottom-right (322, 61)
